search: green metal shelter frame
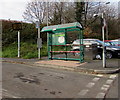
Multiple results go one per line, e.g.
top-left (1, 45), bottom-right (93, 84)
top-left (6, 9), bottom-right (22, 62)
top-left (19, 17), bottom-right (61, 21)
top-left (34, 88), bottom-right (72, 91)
top-left (41, 22), bottom-right (84, 63)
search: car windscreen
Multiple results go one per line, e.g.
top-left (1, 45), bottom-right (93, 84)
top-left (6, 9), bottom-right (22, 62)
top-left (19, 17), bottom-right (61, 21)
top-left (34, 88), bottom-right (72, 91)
top-left (96, 40), bottom-right (109, 46)
top-left (105, 42), bottom-right (111, 46)
top-left (112, 41), bottom-right (120, 45)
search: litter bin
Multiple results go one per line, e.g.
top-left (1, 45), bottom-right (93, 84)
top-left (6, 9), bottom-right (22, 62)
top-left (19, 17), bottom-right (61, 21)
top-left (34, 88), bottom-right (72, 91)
top-left (84, 43), bottom-right (98, 60)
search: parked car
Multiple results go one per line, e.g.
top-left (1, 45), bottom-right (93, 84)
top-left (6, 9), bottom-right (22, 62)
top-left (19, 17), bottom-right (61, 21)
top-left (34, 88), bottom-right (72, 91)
top-left (105, 40), bottom-right (120, 47)
top-left (97, 41), bottom-right (120, 59)
top-left (72, 39), bottom-right (100, 50)
top-left (72, 39), bottom-right (120, 59)
top-left (111, 40), bottom-right (120, 46)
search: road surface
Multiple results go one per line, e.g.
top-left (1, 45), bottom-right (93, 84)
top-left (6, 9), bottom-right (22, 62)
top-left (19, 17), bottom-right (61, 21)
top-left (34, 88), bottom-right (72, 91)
top-left (2, 62), bottom-right (118, 99)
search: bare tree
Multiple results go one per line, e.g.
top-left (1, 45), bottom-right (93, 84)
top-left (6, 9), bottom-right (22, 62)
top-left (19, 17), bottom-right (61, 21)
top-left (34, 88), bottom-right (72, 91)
top-left (23, 0), bottom-right (47, 24)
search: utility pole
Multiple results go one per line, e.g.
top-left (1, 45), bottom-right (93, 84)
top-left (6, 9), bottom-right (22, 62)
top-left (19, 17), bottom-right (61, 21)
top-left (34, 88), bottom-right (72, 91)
top-left (102, 13), bottom-right (106, 68)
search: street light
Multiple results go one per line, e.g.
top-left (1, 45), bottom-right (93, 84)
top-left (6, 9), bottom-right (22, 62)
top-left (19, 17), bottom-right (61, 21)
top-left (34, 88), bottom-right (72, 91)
top-left (93, 13), bottom-right (106, 68)
top-left (95, 13), bottom-right (106, 68)
top-left (102, 13), bottom-right (106, 68)
top-left (93, 2), bottom-right (110, 68)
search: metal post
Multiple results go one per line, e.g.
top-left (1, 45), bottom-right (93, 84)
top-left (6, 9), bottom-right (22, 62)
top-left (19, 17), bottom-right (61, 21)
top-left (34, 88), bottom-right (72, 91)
top-left (102, 13), bottom-right (106, 68)
top-left (46, 1), bottom-right (49, 59)
top-left (105, 2), bottom-right (110, 40)
top-left (106, 24), bottom-right (108, 40)
top-left (18, 31), bottom-right (20, 58)
top-left (47, 1), bottom-right (48, 26)
top-left (65, 29), bottom-right (67, 60)
top-left (38, 27), bottom-right (40, 59)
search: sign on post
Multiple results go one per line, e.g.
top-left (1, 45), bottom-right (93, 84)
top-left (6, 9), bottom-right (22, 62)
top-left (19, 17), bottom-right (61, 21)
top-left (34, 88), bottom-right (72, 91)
top-left (12, 23), bottom-right (22, 58)
top-left (12, 23), bottom-right (22, 31)
top-left (37, 38), bottom-right (42, 48)
top-left (35, 21), bottom-right (40, 28)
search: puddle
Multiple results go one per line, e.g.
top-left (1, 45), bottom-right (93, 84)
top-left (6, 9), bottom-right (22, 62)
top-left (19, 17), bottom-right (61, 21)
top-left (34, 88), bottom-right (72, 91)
top-left (39, 73), bottom-right (44, 75)
top-left (49, 91), bottom-right (62, 95)
top-left (50, 91), bottom-right (56, 95)
top-left (44, 89), bottom-right (48, 91)
top-left (19, 77), bottom-right (40, 84)
top-left (56, 76), bottom-right (64, 79)
top-left (58, 91), bottom-right (62, 93)
top-left (49, 75), bottom-right (53, 76)
top-left (14, 72), bottom-right (24, 78)
top-left (14, 72), bottom-right (40, 85)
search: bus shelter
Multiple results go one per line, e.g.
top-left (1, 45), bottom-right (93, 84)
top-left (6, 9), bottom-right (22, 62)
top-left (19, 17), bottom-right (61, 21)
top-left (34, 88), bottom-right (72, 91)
top-left (41, 22), bottom-right (84, 63)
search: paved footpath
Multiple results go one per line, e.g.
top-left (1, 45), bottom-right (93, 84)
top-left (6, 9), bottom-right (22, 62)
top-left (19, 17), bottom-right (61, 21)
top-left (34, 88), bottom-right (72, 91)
top-left (2, 58), bottom-right (120, 74)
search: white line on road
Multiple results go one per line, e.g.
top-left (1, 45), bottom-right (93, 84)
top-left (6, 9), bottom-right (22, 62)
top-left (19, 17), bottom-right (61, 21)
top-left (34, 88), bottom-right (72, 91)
top-left (101, 87), bottom-right (109, 91)
top-left (103, 84), bottom-right (110, 88)
top-left (78, 89), bottom-right (89, 96)
top-left (109, 75), bottom-right (117, 79)
top-left (86, 82), bottom-right (95, 88)
top-left (96, 74), bottom-right (103, 77)
top-left (92, 77), bottom-right (100, 82)
top-left (2, 89), bottom-right (8, 92)
top-left (2, 89), bottom-right (20, 98)
top-left (106, 79), bottom-right (114, 85)
top-left (96, 92), bottom-right (106, 98)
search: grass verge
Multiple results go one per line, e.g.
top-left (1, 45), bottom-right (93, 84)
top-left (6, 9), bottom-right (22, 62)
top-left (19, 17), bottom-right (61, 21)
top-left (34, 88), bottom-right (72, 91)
top-left (2, 42), bottom-right (47, 59)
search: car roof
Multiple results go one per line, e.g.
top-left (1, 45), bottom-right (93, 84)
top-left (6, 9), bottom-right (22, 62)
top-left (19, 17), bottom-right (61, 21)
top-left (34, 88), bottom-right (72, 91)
top-left (74, 39), bottom-right (100, 41)
top-left (83, 39), bottom-right (99, 41)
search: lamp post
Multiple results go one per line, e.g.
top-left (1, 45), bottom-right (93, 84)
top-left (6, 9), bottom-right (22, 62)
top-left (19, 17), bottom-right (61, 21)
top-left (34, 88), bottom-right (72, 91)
top-left (102, 2), bottom-right (110, 67)
top-left (93, 2), bottom-right (110, 68)
top-left (101, 13), bottom-right (106, 68)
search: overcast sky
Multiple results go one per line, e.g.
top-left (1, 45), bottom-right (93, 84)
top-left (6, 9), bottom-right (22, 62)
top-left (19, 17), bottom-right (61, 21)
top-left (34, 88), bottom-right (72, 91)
top-left (0, 0), bottom-right (119, 22)
top-left (0, 0), bottom-right (31, 21)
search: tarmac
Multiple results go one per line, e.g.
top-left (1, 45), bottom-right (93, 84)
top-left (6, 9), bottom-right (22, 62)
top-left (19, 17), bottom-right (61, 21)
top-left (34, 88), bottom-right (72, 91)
top-left (1, 57), bottom-right (120, 74)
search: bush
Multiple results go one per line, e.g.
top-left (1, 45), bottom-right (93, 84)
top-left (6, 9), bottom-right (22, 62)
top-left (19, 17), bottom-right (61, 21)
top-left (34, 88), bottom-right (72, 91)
top-left (2, 42), bottom-right (48, 59)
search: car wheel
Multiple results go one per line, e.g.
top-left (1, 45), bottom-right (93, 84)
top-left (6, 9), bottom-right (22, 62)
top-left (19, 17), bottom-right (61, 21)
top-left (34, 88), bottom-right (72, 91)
top-left (106, 52), bottom-right (112, 59)
top-left (73, 49), bottom-right (80, 56)
top-left (96, 54), bottom-right (102, 60)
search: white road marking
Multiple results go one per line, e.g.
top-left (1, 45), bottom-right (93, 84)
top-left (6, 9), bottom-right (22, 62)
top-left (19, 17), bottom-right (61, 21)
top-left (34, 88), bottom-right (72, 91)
top-left (78, 89), bottom-right (89, 96)
top-left (92, 77), bottom-right (100, 82)
top-left (109, 75), bottom-right (117, 79)
top-left (2, 89), bottom-right (8, 92)
top-left (103, 84), bottom-right (110, 88)
top-left (96, 74), bottom-right (103, 77)
top-left (2, 89), bottom-right (20, 98)
top-left (0, 91), bottom-right (2, 99)
top-left (106, 79), bottom-right (114, 84)
top-left (101, 87), bottom-right (109, 91)
top-left (86, 82), bottom-right (95, 88)
top-left (48, 72), bottom-right (65, 77)
top-left (96, 92), bottom-right (106, 98)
